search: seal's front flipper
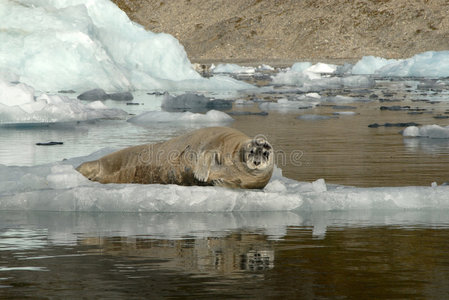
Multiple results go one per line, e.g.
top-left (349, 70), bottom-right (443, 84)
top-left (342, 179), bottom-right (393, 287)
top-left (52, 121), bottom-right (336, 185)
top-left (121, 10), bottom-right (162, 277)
top-left (193, 151), bottom-right (212, 182)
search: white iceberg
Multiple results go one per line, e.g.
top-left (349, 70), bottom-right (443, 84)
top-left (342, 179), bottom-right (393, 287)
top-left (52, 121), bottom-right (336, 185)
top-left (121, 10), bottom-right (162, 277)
top-left (211, 64), bottom-right (256, 74)
top-left (305, 62), bottom-right (338, 74)
top-left (0, 0), bottom-right (251, 92)
top-left (291, 62), bottom-right (313, 73)
top-left (403, 124), bottom-right (449, 139)
top-left (352, 56), bottom-right (400, 75)
top-left (127, 110), bottom-right (233, 125)
top-left (352, 51), bottom-right (449, 77)
top-left (272, 62), bottom-right (374, 91)
top-left (0, 79), bottom-right (127, 124)
top-left (1, 152), bottom-right (449, 213)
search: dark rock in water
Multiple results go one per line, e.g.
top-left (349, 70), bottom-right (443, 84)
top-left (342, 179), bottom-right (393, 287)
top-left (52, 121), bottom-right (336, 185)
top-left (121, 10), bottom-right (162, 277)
top-left (228, 111), bottom-right (268, 116)
top-left (147, 91), bottom-right (166, 96)
top-left (384, 122), bottom-right (420, 127)
top-left (78, 89), bottom-right (134, 101)
top-left (162, 93), bottom-right (209, 112)
top-left (77, 88), bottom-right (108, 100)
top-left (369, 94), bottom-right (379, 99)
top-left (380, 105), bottom-right (410, 111)
top-left (368, 122), bottom-right (420, 128)
top-left (382, 92), bottom-right (395, 97)
top-left (379, 98), bottom-right (400, 103)
top-left (58, 89), bottom-right (76, 94)
top-left (162, 93), bottom-right (232, 112)
top-left (206, 99), bottom-right (232, 111)
top-left (433, 115), bottom-right (449, 119)
top-left (108, 91), bottom-right (133, 101)
top-left (332, 105), bottom-right (357, 110)
top-left (36, 141), bottom-right (64, 146)
top-left (126, 102), bottom-right (140, 105)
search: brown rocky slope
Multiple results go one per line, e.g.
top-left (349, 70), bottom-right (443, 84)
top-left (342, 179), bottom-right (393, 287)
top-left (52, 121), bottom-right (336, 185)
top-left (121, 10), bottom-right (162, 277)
top-left (113, 0), bottom-right (449, 64)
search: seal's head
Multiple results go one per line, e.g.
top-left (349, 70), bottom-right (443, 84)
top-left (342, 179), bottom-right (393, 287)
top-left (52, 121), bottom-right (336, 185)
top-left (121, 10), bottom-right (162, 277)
top-left (242, 135), bottom-right (273, 171)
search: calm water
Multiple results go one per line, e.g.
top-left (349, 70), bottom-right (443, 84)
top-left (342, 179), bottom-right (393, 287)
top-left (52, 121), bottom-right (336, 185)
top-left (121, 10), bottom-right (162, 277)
top-left (2, 76), bottom-right (449, 298)
top-left (1, 211), bottom-right (449, 299)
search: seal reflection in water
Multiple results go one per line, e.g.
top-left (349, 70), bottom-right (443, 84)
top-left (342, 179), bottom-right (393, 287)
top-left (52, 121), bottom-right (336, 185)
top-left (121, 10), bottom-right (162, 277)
top-left (76, 127), bottom-right (274, 189)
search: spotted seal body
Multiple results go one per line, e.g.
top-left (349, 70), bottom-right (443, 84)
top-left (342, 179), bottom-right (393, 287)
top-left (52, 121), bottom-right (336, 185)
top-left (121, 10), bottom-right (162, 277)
top-left (76, 127), bottom-right (274, 189)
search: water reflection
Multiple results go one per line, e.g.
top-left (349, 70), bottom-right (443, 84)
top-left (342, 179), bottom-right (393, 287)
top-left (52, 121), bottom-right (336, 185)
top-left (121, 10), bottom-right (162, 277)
top-left (403, 136), bottom-right (449, 154)
top-left (1, 211), bottom-right (449, 298)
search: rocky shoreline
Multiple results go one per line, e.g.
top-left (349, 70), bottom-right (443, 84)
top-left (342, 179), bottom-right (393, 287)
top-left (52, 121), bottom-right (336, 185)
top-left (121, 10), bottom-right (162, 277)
top-left (113, 0), bottom-right (449, 63)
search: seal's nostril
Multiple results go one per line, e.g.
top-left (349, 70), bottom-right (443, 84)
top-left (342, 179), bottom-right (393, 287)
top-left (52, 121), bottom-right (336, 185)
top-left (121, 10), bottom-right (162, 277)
top-left (254, 161), bottom-right (260, 166)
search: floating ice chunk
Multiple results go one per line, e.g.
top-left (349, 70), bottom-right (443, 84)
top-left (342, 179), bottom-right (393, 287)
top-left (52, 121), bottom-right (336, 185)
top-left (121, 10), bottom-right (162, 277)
top-left (212, 64), bottom-right (256, 74)
top-left (352, 51), bottom-right (449, 77)
top-left (0, 79), bottom-right (127, 124)
top-left (272, 66), bottom-right (374, 90)
top-left (333, 111), bottom-right (357, 116)
top-left (0, 80), bottom-right (35, 106)
top-left (296, 114), bottom-right (335, 121)
top-left (235, 99), bottom-right (255, 106)
top-left (302, 92), bottom-right (321, 99)
top-left (127, 110), bottom-right (233, 125)
top-left (161, 93), bottom-right (232, 112)
top-left (291, 62), bottom-right (312, 73)
top-left (305, 63), bottom-right (337, 74)
top-left (352, 56), bottom-right (400, 75)
top-left (257, 64), bottom-right (275, 71)
top-left (403, 125), bottom-right (449, 139)
top-left (325, 95), bottom-right (359, 103)
top-left (342, 75), bottom-right (375, 87)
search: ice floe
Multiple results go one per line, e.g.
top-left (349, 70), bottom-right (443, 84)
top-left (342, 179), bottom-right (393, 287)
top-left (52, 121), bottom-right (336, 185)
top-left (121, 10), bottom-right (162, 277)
top-left (296, 114), bottom-right (336, 120)
top-left (211, 64), bottom-right (256, 74)
top-left (272, 63), bottom-right (375, 91)
top-left (403, 125), bottom-right (449, 139)
top-left (127, 110), bottom-right (233, 126)
top-left (161, 93), bottom-right (233, 112)
top-left (352, 51), bottom-right (449, 77)
top-left (0, 79), bottom-right (127, 124)
top-left (0, 0), bottom-right (251, 92)
top-left (1, 152), bottom-right (448, 213)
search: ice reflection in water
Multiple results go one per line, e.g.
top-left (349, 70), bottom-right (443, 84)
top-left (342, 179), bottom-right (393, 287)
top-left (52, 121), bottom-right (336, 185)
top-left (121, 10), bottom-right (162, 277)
top-left (1, 211), bottom-right (449, 299)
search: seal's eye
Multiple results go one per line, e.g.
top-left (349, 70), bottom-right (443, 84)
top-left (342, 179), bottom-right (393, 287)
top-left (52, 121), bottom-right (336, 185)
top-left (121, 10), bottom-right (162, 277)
top-left (263, 151), bottom-right (269, 159)
top-left (250, 149), bottom-right (254, 154)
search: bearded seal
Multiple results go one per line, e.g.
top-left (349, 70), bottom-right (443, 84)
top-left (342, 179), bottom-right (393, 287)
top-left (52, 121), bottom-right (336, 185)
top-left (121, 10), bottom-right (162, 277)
top-left (76, 127), bottom-right (274, 189)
